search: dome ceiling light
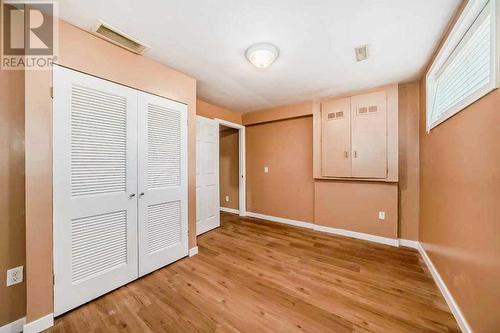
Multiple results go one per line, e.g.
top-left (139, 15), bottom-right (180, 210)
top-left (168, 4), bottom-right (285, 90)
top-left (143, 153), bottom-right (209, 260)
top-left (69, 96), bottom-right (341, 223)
top-left (245, 43), bottom-right (279, 69)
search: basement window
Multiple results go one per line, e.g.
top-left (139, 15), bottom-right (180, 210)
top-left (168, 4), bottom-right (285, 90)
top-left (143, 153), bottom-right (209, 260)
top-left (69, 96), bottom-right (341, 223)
top-left (426, 0), bottom-right (499, 131)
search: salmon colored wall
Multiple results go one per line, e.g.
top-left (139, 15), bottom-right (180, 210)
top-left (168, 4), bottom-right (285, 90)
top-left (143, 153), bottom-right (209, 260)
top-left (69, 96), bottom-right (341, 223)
top-left (219, 127), bottom-right (239, 210)
top-left (0, 69), bottom-right (26, 326)
top-left (24, 20), bottom-right (197, 324)
top-left (418, 2), bottom-right (500, 330)
top-left (246, 116), bottom-right (315, 223)
top-left (398, 82), bottom-right (420, 240)
top-left (197, 99), bottom-right (242, 124)
top-left (242, 101), bottom-right (313, 125)
top-left (314, 181), bottom-right (398, 238)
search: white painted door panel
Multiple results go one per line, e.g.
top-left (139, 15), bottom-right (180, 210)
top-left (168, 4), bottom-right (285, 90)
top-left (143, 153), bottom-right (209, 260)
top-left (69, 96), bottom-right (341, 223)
top-left (351, 91), bottom-right (387, 178)
top-left (53, 65), bottom-right (139, 316)
top-left (321, 97), bottom-right (352, 177)
top-left (137, 93), bottom-right (188, 277)
top-left (196, 116), bottom-right (220, 235)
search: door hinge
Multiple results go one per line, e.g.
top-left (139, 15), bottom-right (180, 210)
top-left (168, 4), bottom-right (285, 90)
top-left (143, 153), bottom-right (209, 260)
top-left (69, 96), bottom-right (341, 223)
top-left (53, 274), bottom-right (55, 285)
top-left (50, 86), bottom-right (54, 99)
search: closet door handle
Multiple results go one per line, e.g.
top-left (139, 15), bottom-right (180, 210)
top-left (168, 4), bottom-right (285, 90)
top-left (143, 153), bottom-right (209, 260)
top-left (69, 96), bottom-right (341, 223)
top-left (129, 193), bottom-right (136, 199)
top-left (353, 150), bottom-right (358, 158)
top-left (344, 151), bottom-right (349, 158)
top-left (139, 192), bottom-right (145, 197)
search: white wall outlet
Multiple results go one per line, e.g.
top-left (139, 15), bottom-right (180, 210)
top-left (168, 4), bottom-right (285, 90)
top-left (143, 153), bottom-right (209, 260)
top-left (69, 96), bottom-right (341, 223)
top-left (6, 266), bottom-right (23, 287)
top-left (225, 195), bottom-right (229, 202)
top-left (264, 166), bottom-right (269, 173)
top-left (378, 211), bottom-right (386, 220)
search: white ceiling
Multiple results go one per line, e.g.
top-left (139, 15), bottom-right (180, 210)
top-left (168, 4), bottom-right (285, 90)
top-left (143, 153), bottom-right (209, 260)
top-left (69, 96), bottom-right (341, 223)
top-left (59, 0), bottom-right (460, 112)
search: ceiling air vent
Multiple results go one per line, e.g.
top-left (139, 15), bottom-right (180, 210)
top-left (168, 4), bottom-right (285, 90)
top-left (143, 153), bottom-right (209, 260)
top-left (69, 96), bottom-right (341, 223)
top-left (92, 21), bottom-right (150, 55)
top-left (354, 45), bottom-right (369, 62)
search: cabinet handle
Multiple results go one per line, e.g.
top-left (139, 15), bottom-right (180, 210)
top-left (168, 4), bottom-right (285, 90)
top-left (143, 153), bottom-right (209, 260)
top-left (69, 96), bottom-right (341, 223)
top-left (353, 150), bottom-right (358, 158)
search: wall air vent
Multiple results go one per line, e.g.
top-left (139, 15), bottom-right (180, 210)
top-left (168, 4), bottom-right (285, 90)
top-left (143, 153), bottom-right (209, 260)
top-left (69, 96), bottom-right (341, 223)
top-left (327, 111), bottom-right (344, 120)
top-left (92, 21), bottom-right (150, 55)
top-left (354, 45), bottom-right (369, 62)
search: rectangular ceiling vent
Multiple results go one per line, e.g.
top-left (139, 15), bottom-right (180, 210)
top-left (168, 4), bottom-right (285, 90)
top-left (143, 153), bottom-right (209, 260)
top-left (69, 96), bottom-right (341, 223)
top-left (92, 21), bottom-right (150, 55)
top-left (355, 45), bottom-right (369, 62)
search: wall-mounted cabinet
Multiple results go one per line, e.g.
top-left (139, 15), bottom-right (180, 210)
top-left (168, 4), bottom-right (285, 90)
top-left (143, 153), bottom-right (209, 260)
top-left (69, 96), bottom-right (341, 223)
top-left (314, 84), bottom-right (398, 182)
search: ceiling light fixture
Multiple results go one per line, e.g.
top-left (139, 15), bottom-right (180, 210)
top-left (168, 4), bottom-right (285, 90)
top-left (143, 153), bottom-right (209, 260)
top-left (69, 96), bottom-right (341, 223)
top-left (245, 43), bottom-right (279, 69)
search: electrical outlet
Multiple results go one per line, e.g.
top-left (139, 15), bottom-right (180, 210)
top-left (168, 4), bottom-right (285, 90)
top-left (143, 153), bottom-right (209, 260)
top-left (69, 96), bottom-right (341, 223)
top-left (264, 166), bottom-right (269, 173)
top-left (225, 195), bottom-right (229, 202)
top-left (6, 266), bottom-right (23, 287)
top-left (378, 211), bottom-right (386, 220)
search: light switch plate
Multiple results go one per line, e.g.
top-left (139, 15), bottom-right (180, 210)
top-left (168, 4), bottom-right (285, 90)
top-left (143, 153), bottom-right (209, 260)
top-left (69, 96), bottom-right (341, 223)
top-left (225, 195), bottom-right (229, 202)
top-left (378, 211), bottom-right (386, 220)
top-left (6, 266), bottom-right (23, 287)
top-left (264, 166), bottom-right (269, 173)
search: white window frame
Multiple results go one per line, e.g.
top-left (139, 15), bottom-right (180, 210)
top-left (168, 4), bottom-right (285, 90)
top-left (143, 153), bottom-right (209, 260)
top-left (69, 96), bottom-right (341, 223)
top-left (426, 0), bottom-right (499, 131)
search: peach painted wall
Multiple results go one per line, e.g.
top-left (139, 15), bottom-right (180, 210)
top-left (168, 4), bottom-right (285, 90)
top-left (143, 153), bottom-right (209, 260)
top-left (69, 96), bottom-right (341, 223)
top-left (418, 2), bottom-right (500, 330)
top-left (197, 99), bottom-right (242, 124)
top-left (419, 81), bottom-right (500, 333)
top-left (246, 116), bottom-right (315, 223)
top-left (242, 101), bottom-right (313, 125)
top-left (219, 127), bottom-right (239, 210)
top-left (314, 181), bottom-right (398, 238)
top-left (0, 69), bottom-right (26, 326)
top-left (24, 20), bottom-right (197, 323)
top-left (398, 82), bottom-right (420, 240)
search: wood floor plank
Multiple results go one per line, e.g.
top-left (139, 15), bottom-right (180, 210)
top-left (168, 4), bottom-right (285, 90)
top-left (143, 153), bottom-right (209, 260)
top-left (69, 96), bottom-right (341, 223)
top-left (46, 213), bottom-right (460, 333)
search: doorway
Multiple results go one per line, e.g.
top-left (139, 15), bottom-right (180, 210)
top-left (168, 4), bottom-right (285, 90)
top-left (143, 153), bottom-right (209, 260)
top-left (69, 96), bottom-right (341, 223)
top-left (216, 119), bottom-right (246, 216)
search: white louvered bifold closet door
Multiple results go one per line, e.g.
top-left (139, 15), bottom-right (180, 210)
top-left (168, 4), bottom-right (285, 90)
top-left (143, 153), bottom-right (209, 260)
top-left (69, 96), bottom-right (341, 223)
top-left (53, 65), bottom-right (139, 316)
top-left (137, 93), bottom-right (188, 277)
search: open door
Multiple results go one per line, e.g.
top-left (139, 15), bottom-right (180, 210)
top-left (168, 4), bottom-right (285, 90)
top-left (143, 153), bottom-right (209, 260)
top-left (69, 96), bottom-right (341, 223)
top-left (196, 116), bottom-right (220, 235)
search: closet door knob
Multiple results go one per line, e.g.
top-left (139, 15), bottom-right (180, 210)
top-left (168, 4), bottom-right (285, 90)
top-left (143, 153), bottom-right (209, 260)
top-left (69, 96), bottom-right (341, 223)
top-left (344, 151), bottom-right (349, 158)
top-left (139, 192), bottom-right (145, 197)
top-left (353, 150), bottom-right (358, 158)
top-left (129, 193), bottom-right (136, 198)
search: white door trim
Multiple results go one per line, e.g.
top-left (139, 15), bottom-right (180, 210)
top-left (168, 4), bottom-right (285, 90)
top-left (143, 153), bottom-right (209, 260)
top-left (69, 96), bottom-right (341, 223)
top-left (214, 119), bottom-right (246, 217)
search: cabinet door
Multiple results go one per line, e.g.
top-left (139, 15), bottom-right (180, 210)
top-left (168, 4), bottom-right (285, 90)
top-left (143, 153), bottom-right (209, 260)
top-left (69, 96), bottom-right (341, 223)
top-left (137, 92), bottom-right (189, 277)
top-left (321, 98), bottom-right (351, 177)
top-left (351, 91), bottom-right (387, 178)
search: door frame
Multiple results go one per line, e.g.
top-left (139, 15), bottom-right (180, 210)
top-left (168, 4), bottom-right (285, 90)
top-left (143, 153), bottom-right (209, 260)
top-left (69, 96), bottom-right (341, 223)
top-left (215, 119), bottom-right (246, 216)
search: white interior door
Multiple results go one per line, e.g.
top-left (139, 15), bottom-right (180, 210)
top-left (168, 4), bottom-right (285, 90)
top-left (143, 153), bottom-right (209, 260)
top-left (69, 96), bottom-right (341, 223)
top-left (196, 116), bottom-right (220, 235)
top-left (137, 93), bottom-right (188, 276)
top-left (53, 65), bottom-right (139, 316)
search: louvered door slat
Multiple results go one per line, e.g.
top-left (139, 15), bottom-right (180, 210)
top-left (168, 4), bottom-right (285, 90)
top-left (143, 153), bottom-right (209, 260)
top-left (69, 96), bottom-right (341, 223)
top-left (71, 85), bottom-right (127, 197)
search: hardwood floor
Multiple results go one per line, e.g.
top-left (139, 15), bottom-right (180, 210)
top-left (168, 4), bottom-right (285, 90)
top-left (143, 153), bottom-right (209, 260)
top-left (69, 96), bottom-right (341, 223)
top-left (47, 213), bottom-right (459, 333)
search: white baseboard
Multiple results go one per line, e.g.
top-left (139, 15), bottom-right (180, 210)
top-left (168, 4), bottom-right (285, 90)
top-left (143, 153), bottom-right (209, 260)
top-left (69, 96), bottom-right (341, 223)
top-left (23, 313), bottom-right (53, 333)
top-left (417, 243), bottom-right (471, 333)
top-left (245, 212), bottom-right (313, 230)
top-left (220, 207), bottom-right (239, 215)
top-left (399, 239), bottom-right (420, 249)
top-left (246, 211), bottom-right (399, 247)
top-left (314, 224), bottom-right (400, 247)
top-left (0, 317), bottom-right (25, 333)
top-left (188, 246), bottom-right (199, 257)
